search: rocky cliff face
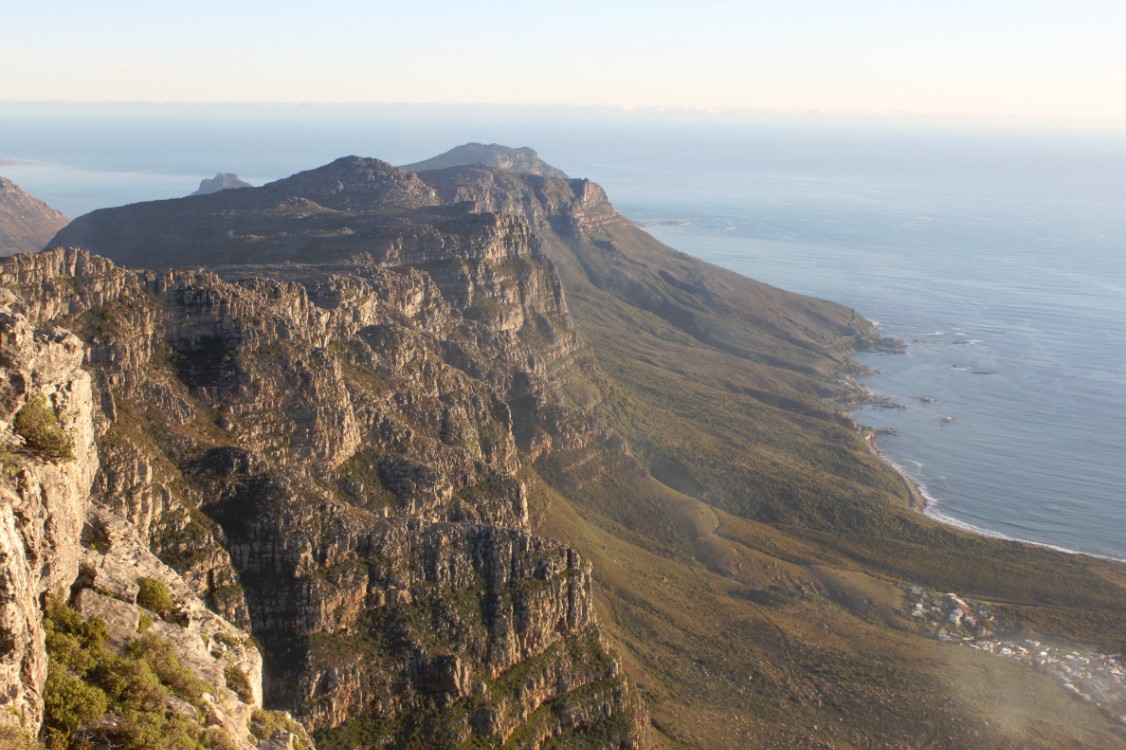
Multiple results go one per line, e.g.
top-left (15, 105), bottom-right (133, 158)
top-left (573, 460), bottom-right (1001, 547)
top-left (6, 194), bottom-right (641, 747)
top-left (0, 294), bottom-right (96, 734)
top-left (0, 177), bottom-right (69, 256)
top-left (0, 255), bottom-right (309, 748)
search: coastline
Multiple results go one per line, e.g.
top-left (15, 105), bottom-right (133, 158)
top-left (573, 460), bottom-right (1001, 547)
top-left (861, 425), bottom-right (1126, 565)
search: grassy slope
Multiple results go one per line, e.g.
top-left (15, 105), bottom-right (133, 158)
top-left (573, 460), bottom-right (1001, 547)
top-left (530, 216), bottom-right (1126, 748)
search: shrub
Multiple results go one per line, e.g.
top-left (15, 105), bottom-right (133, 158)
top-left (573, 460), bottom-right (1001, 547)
top-left (13, 393), bottom-right (74, 460)
top-left (43, 596), bottom-right (226, 750)
top-left (0, 726), bottom-right (45, 750)
top-left (43, 663), bottom-right (109, 738)
top-left (135, 578), bottom-right (174, 619)
top-left (127, 634), bottom-right (210, 704)
top-left (201, 727), bottom-right (241, 750)
top-left (224, 664), bottom-right (254, 703)
top-left (44, 597), bottom-right (108, 676)
top-left (251, 708), bottom-right (313, 750)
top-left (92, 651), bottom-right (164, 710)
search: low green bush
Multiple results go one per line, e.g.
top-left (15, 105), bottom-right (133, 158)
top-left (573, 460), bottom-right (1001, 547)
top-left (42, 596), bottom-right (243, 750)
top-left (250, 708), bottom-right (313, 750)
top-left (0, 726), bottom-right (44, 750)
top-left (13, 393), bottom-right (74, 460)
top-left (223, 664), bottom-right (254, 703)
top-left (135, 578), bottom-right (174, 619)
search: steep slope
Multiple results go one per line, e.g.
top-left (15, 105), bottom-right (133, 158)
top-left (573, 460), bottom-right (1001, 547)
top-left (0, 177), bottom-right (68, 256)
top-left (408, 154), bottom-right (1126, 749)
top-left (0, 272), bottom-right (310, 749)
top-left (32, 149), bottom-right (1126, 749)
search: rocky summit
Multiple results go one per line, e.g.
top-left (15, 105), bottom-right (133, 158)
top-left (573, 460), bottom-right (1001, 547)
top-left (1, 146), bottom-right (1124, 749)
top-left (0, 177), bottom-right (68, 256)
top-left (401, 144), bottom-right (569, 180)
top-left (192, 173), bottom-right (253, 196)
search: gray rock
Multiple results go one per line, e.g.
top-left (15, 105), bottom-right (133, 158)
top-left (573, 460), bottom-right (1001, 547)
top-left (192, 173), bottom-right (252, 196)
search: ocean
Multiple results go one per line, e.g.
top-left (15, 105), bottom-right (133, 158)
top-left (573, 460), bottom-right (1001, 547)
top-left (3, 103), bottom-right (1124, 559)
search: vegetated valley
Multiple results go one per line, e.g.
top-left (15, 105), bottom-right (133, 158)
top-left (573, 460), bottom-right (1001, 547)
top-left (1, 146), bottom-right (1124, 749)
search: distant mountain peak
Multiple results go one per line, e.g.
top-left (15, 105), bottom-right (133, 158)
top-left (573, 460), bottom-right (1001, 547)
top-left (0, 176), bottom-right (69, 256)
top-left (289, 155), bottom-right (399, 181)
top-left (47, 156), bottom-right (446, 268)
top-left (191, 173), bottom-right (251, 196)
top-left (401, 143), bottom-right (569, 179)
top-left (257, 156), bottom-right (440, 212)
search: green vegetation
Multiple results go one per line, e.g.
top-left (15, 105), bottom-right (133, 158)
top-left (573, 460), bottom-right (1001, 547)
top-left (13, 393), bottom-right (74, 460)
top-left (135, 578), bottom-right (175, 620)
top-left (42, 596), bottom-right (236, 750)
top-left (223, 664), bottom-right (253, 703)
top-left (0, 726), bottom-right (45, 750)
top-left (250, 708), bottom-right (313, 750)
top-left (530, 217), bottom-right (1126, 748)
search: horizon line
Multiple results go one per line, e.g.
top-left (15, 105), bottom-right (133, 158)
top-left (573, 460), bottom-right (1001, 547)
top-left (2, 99), bottom-right (1124, 129)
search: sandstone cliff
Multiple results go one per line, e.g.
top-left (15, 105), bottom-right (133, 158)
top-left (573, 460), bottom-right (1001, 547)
top-left (6, 199), bottom-right (642, 747)
top-left (0, 292), bottom-right (96, 734)
top-left (0, 257), bottom-right (310, 748)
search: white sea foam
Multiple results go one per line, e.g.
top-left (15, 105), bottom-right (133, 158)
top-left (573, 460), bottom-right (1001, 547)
top-left (868, 437), bottom-right (1126, 563)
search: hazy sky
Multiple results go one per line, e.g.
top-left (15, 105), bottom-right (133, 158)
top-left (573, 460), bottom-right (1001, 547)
top-left (5, 0), bottom-right (1124, 124)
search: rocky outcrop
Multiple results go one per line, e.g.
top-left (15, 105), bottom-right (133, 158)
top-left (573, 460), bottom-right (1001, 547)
top-left (412, 163), bottom-right (876, 376)
top-left (0, 177), bottom-right (68, 256)
top-left (0, 297), bottom-right (97, 735)
top-left (0, 278), bottom-right (309, 747)
top-left (73, 508), bottom-right (307, 749)
top-left (414, 166), bottom-right (617, 236)
top-left (192, 173), bottom-right (252, 196)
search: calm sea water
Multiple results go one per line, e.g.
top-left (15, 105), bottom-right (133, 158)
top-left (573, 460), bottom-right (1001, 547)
top-left (3, 105), bottom-right (1124, 558)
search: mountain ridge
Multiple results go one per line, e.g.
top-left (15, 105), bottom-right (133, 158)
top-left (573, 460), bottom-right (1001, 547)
top-left (6, 146), bottom-right (1126, 748)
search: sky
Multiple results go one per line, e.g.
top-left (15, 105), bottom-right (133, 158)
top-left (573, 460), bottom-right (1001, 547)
top-left (4, 0), bottom-right (1125, 125)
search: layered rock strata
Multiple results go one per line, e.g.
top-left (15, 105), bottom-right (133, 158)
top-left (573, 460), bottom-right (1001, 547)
top-left (2, 225), bottom-right (641, 746)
